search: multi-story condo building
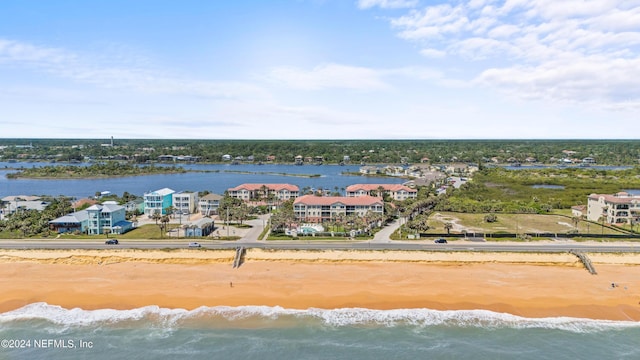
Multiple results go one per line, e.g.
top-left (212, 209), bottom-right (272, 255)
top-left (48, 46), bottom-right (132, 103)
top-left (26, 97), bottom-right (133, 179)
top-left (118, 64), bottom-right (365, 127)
top-left (293, 195), bottom-right (383, 223)
top-left (198, 193), bottom-right (223, 216)
top-left (587, 192), bottom-right (640, 225)
top-left (345, 184), bottom-right (417, 201)
top-left (144, 187), bottom-right (175, 216)
top-left (85, 201), bottom-right (133, 235)
top-left (227, 183), bottom-right (299, 202)
top-left (172, 191), bottom-right (198, 214)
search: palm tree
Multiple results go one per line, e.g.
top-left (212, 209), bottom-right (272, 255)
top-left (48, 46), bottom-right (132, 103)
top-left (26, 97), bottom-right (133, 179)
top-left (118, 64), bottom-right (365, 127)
top-left (571, 216), bottom-right (581, 232)
top-left (160, 215), bottom-right (170, 238)
top-left (236, 203), bottom-right (250, 225)
top-left (151, 211), bottom-right (161, 225)
top-left (444, 222), bottom-right (453, 234)
top-left (260, 184), bottom-right (269, 202)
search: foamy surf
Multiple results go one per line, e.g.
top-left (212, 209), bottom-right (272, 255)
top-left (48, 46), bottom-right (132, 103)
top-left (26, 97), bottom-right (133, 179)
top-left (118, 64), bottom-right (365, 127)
top-left (1, 303), bottom-right (638, 333)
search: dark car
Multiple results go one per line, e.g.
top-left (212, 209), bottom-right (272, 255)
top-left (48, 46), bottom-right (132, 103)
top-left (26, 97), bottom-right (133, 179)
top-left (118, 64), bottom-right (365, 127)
top-left (434, 238), bottom-right (447, 244)
top-left (105, 239), bottom-right (119, 245)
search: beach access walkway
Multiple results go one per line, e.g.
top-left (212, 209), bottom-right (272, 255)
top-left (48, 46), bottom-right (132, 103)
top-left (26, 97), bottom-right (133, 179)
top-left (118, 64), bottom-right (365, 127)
top-left (235, 214), bottom-right (270, 243)
top-left (371, 218), bottom-right (400, 243)
top-left (233, 215), bottom-right (400, 244)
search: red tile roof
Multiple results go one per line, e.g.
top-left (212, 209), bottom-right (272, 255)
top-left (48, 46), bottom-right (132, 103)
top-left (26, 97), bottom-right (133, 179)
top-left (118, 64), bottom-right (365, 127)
top-left (73, 198), bottom-right (98, 208)
top-left (228, 183), bottom-right (299, 192)
top-left (345, 184), bottom-right (416, 192)
top-left (588, 193), bottom-right (640, 204)
top-left (294, 195), bottom-right (383, 206)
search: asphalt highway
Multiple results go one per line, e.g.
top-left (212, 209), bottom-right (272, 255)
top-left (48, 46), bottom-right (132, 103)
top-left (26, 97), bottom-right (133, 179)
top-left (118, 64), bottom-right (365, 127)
top-left (1, 240), bottom-right (638, 253)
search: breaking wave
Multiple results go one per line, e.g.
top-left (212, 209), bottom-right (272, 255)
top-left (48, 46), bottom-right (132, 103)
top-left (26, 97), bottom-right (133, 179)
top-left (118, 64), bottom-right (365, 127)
top-left (1, 302), bottom-right (638, 333)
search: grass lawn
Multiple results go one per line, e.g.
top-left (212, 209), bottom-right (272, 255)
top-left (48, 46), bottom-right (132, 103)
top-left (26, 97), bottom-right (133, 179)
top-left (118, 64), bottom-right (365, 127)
top-left (57, 224), bottom-right (192, 240)
top-left (428, 212), bottom-right (626, 235)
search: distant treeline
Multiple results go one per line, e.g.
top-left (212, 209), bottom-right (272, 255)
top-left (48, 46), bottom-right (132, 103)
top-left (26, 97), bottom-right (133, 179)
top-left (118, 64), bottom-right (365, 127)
top-left (5, 162), bottom-right (186, 179)
top-left (1, 139), bottom-right (640, 165)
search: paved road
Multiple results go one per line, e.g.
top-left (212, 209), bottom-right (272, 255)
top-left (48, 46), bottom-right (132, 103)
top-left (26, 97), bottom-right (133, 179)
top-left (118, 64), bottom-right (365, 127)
top-left (2, 214), bottom-right (638, 253)
top-left (1, 239), bottom-right (638, 253)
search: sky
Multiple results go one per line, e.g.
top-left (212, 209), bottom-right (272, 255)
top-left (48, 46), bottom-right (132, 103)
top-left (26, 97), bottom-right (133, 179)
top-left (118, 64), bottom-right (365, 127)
top-left (1, 0), bottom-right (639, 140)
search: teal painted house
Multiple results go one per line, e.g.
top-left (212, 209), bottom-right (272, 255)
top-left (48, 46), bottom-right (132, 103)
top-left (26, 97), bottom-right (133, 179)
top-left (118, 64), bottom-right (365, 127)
top-left (144, 187), bottom-right (175, 216)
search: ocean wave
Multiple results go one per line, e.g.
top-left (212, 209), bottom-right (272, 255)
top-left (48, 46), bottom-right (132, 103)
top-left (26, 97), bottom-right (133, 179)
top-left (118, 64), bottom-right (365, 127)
top-left (1, 303), bottom-right (638, 333)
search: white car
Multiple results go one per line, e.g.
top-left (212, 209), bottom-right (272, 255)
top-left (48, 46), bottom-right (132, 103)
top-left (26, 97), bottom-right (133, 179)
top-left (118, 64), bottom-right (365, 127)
top-left (188, 242), bottom-right (201, 248)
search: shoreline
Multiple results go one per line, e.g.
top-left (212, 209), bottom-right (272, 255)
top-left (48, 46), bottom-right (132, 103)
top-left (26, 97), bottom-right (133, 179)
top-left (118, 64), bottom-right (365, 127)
top-left (1, 249), bottom-right (640, 321)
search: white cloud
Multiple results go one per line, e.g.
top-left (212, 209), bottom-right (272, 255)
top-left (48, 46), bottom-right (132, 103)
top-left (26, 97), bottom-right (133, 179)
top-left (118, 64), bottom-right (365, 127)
top-left (420, 48), bottom-right (446, 58)
top-left (476, 56), bottom-right (640, 107)
top-left (487, 24), bottom-right (520, 38)
top-left (0, 39), bottom-right (74, 66)
top-left (357, 0), bottom-right (418, 9)
top-left (265, 63), bottom-right (389, 90)
top-left (264, 63), bottom-right (458, 90)
top-left (379, 0), bottom-right (640, 109)
top-left (0, 38), bottom-right (265, 100)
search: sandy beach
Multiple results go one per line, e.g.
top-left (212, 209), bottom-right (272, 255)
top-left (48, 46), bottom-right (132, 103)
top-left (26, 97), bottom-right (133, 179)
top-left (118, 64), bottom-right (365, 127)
top-left (1, 249), bottom-right (640, 321)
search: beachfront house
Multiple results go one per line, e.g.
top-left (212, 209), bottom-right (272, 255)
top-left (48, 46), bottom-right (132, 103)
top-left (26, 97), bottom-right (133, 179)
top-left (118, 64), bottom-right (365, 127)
top-left (85, 201), bottom-right (133, 235)
top-left (587, 192), bottom-right (640, 225)
top-left (172, 191), bottom-right (198, 214)
top-left (49, 211), bottom-right (90, 234)
top-left (144, 188), bottom-right (175, 216)
top-left (345, 184), bottom-right (417, 201)
top-left (198, 193), bottom-right (223, 216)
top-left (293, 195), bottom-right (383, 223)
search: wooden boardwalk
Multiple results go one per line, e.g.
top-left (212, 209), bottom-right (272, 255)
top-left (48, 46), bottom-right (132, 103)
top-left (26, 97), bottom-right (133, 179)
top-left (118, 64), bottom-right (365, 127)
top-left (233, 247), bottom-right (246, 268)
top-left (569, 250), bottom-right (597, 275)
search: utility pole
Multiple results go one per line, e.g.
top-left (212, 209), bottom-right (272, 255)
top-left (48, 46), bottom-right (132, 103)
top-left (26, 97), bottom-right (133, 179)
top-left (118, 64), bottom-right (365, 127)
top-left (227, 206), bottom-right (230, 238)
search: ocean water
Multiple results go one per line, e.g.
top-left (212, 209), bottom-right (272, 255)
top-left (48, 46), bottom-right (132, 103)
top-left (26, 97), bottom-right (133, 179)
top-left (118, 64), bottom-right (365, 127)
top-left (1, 304), bottom-right (639, 360)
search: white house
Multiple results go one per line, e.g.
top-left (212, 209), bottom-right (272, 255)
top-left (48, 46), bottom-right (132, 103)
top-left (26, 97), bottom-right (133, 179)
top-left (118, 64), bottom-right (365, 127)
top-left (172, 191), bottom-right (198, 214)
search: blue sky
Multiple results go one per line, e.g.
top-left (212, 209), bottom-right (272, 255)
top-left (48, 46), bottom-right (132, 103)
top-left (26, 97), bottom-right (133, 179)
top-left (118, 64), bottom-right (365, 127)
top-left (1, 0), bottom-right (639, 139)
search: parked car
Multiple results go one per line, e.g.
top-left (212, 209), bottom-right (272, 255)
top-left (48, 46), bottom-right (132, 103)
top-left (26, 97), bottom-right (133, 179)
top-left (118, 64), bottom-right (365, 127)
top-left (434, 238), bottom-right (447, 244)
top-left (188, 242), bottom-right (201, 248)
top-left (105, 239), bottom-right (119, 245)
